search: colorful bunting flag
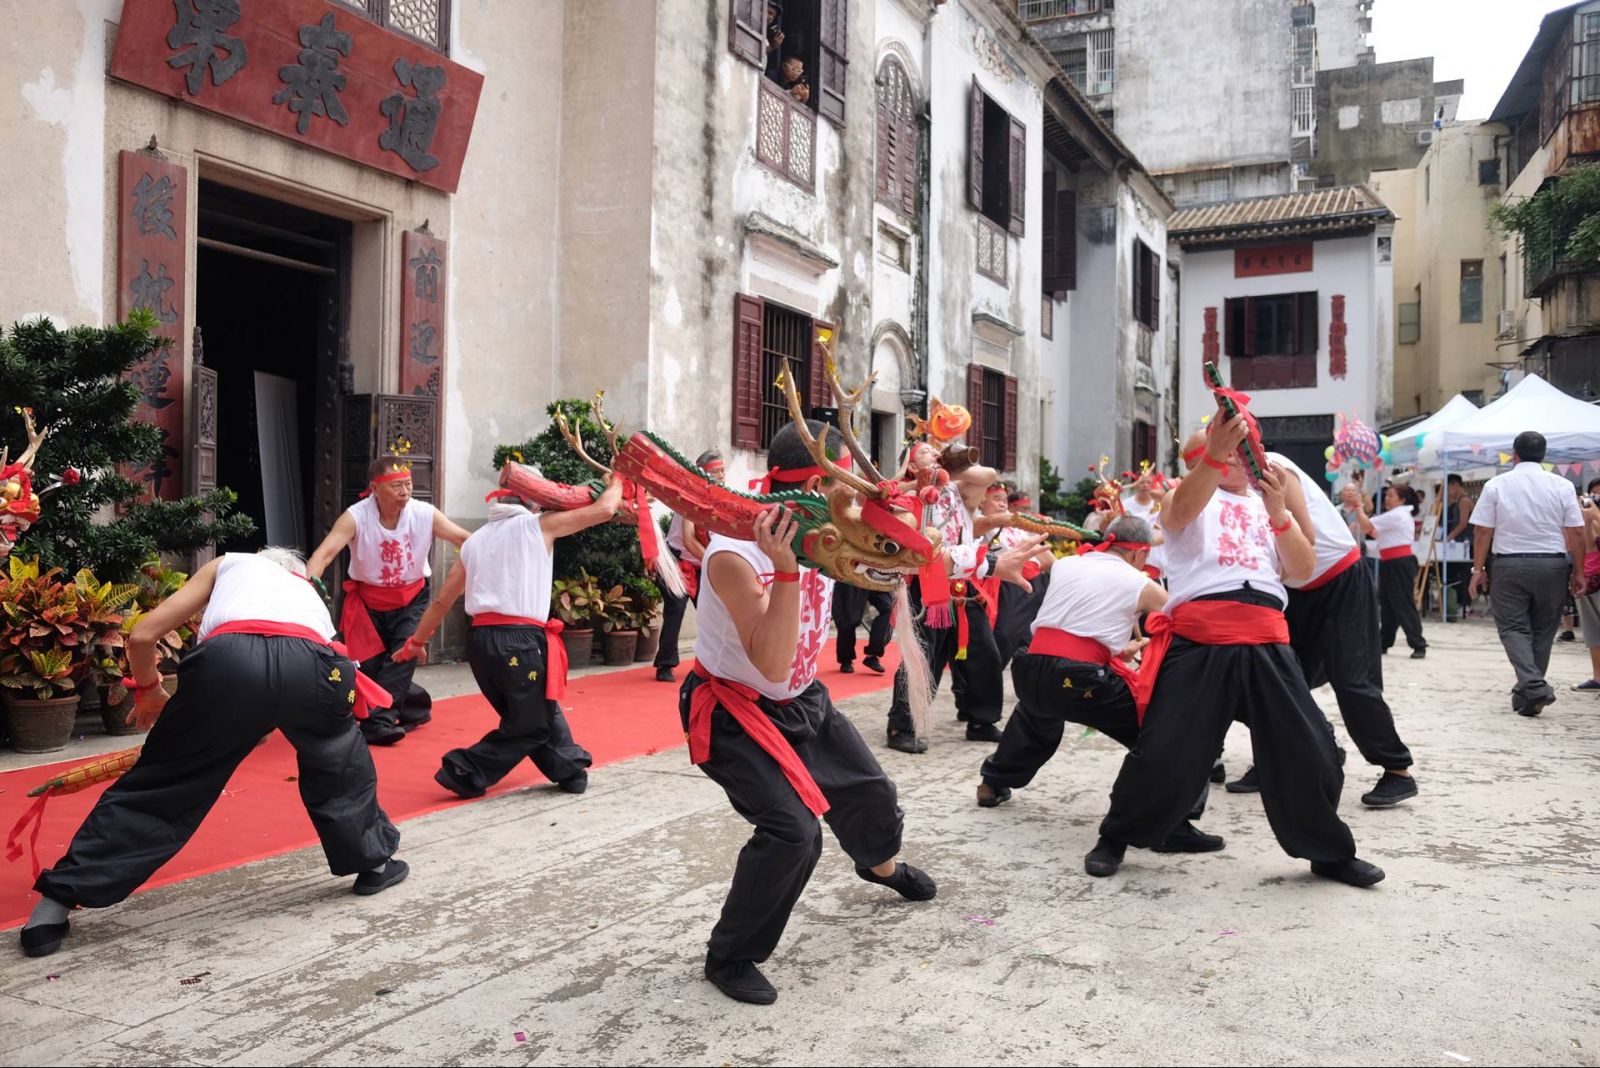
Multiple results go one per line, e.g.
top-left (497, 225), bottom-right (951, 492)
top-left (1498, 452), bottom-right (1512, 464)
top-left (1543, 462), bottom-right (1556, 472)
top-left (1470, 443), bottom-right (1484, 457)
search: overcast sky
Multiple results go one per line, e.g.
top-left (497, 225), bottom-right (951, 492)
top-left (1369, 0), bottom-right (1567, 119)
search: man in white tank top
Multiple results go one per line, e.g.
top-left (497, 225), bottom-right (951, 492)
top-left (655, 449), bottom-right (724, 683)
top-left (1088, 414), bottom-right (1386, 888)
top-left (21, 549), bottom-right (408, 958)
top-left (1226, 453), bottom-right (1416, 810)
top-left (682, 420), bottom-right (938, 1007)
top-left (987, 485), bottom-right (1056, 671)
top-left (397, 471), bottom-right (624, 799)
top-left (308, 455), bottom-right (470, 746)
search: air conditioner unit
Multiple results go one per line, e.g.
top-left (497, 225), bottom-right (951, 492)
top-left (1496, 309), bottom-right (1518, 339)
top-left (1416, 129), bottom-right (1435, 145)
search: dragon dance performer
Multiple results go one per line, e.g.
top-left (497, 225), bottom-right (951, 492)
top-left (987, 486), bottom-right (1056, 670)
top-left (1220, 453), bottom-right (1418, 808)
top-left (886, 442), bottom-right (1014, 752)
top-left (396, 468), bottom-right (624, 799)
top-left (680, 418), bottom-right (939, 1005)
top-left (19, 549), bottom-right (407, 958)
top-left (976, 515), bottom-right (1221, 853)
top-left (1120, 466), bottom-right (1170, 581)
top-left (656, 450), bottom-right (725, 683)
top-left (832, 582), bottom-right (893, 675)
top-left (1085, 409), bottom-right (1386, 887)
top-left (308, 455), bottom-right (470, 746)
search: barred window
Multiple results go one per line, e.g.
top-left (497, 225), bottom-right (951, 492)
top-left (333, 0), bottom-right (450, 52)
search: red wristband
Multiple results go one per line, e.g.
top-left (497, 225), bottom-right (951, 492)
top-left (1202, 453), bottom-right (1229, 473)
top-left (121, 675), bottom-right (160, 693)
top-left (1270, 515), bottom-right (1292, 534)
top-left (771, 570), bottom-right (800, 583)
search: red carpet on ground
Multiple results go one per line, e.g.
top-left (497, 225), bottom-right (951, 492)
top-left (0, 651), bottom-right (899, 929)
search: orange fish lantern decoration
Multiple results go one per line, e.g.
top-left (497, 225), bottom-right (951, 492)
top-left (910, 399), bottom-right (972, 445)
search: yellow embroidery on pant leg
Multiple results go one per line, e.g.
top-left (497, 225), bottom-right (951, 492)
top-left (329, 667), bottom-right (342, 682)
top-left (509, 655), bottom-right (519, 667)
top-left (347, 690), bottom-right (356, 704)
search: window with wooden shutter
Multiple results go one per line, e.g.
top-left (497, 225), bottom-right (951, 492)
top-left (817, 0), bottom-right (848, 126)
top-left (1007, 117), bottom-right (1026, 237)
top-left (1221, 291), bottom-right (1319, 391)
top-left (1042, 172), bottom-right (1077, 294)
top-left (1002, 374), bottom-right (1019, 471)
top-left (733, 294), bottom-right (765, 449)
top-left (729, 0), bottom-right (765, 67)
top-left (968, 78), bottom-right (985, 213)
top-left (876, 57), bottom-right (916, 215)
top-left (967, 362), bottom-right (985, 452)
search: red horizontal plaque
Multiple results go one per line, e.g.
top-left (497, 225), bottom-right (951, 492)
top-left (1234, 242), bottom-right (1314, 278)
top-left (109, 0), bottom-right (483, 194)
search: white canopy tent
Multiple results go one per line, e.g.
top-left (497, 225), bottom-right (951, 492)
top-left (1429, 374), bottom-right (1600, 474)
top-left (1387, 393), bottom-right (1480, 469)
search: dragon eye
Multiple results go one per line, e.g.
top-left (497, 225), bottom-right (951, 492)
top-left (880, 540), bottom-right (900, 556)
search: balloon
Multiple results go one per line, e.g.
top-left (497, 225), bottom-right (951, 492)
top-left (1324, 445), bottom-right (1336, 460)
top-left (1414, 433), bottom-right (1426, 448)
top-left (1325, 470), bottom-right (1339, 481)
top-left (1333, 417), bottom-right (1382, 469)
top-left (1419, 444), bottom-right (1440, 467)
top-left (1379, 449), bottom-right (1392, 463)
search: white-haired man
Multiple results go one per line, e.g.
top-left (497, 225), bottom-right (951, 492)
top-left (21, 548), bottom-right (407, 958)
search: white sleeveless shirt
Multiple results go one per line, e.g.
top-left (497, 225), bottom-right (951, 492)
top-left (1267, 452), bottom-right (1359, 588)
top-left (198, 553), bottom-right (336, 641)
top-left (461, 505), bottom-right (553, 621)
top-left (1032, 552), bottom-right (1151, 653)
top-left (1162, 488), bottom-right (1288, 610)
top-left (346, 496), bottom-right (434, 586)
top-left (694, 534), bottom-right (835, 701)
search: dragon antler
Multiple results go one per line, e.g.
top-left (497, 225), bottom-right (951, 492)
top-left (590, 390), bottom-right (625, 462)
top-left (821, 357), bottom-right (888, 485)
top-left (0, 409), bottom-right (49, 472)
top-left (554, 402), bottom-right (611, 477)
top-left (776, 366), bottom-right (882, 498)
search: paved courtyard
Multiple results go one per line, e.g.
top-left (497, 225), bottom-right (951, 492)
top-left (1, 619), bottom-right (1597, 1066)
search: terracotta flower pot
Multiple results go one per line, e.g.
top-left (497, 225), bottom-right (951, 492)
top-left (603, 629), bottom-right (639, 666)
top-left (561, 627), bottom-right (596, 668)
top-left (4, 693), bottom-right (82, 753)
top-left (633, 624), bottom-right (661, 663)
top-left (98, 686), bottom-right (144, 737)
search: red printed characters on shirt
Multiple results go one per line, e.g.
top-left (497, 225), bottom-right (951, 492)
top-left (1215, 500), bottom-right (1271, 570)
top-left (377, 537), bottom-right (415, 586)
top-left (788, 570), bottom-right (831, 691)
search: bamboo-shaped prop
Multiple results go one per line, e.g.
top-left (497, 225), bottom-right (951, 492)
top-left (1202, 361), bottom-right (1269, 485)
top-left (7, 747), bottom-right (144, 878)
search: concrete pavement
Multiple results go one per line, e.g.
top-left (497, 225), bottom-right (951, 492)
top-left (1, 619), bottom-right (1598, 1066)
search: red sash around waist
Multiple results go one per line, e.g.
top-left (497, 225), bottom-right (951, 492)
top-left (339, 577), bottom-right (427, 663)
top-left (687, 663), bottom-right (828, 818)
top-left (1133, 601), bottom-right (1290, 722)
top-left (205, 619), bottom-right (393, 719)
top-left (1299, 545), bottom-right (1361, 591)
top-left (1029, 626), bottom-right (1140, 691)
top-left (471, 613), bottom-right (567, 701)
top-left (1379, 545), bottom-right (1414, 562)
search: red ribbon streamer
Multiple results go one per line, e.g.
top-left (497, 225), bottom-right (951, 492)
top-left (687, 664), bottom-right (829, 818)
top-left (1133, 602), bottom-right (1288, 722)
top-left (340, 578), bottom-right (427, 664)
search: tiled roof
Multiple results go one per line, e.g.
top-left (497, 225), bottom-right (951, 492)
top-left (1168, 185), bottom-right (1394, 246)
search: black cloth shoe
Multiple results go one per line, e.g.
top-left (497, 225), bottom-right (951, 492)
top-left (965, 722), bottom-right (1003, 743)
top-left (353, 858), bottom-right (410, 896)
top-left (856, 861), bottom-right (938, 901)
top-left (435, 765), bottom-right (486, 800)
top-left (399, 710), bottom-right (432, 731)
top-left (839, 662), bottom-right (855, 674)
top-left (1084, 838), bottom-right (1126, 877)
top-left (705, 955), bottom-right (778, 1005)
top-left (862, 656), bottom-right (886, 674)
top-left (1361, 772), bottom-right (1418, 807)
top-left (1559, 629), bottom-right (1577, 643)
top-left (1209, 760), bottom-right (1226, 784)
top-left (1516, 693), bottom-right (1555, 717)
top-left (19, 920), bottom-right (69, 958)
top-left (1311, 857), bottom-right (1386, 887)
top-left (655, 666), bottom-right (676, 683)
top-left (1410, 648), bottom-right (1427, 659)
top-left (1226, 766), bottom-right (1260, 793)
top-left (1152, 821), bottom-right (1225, 853)
top-left (976, 782), bottom-right (1012, 808)
top-left (886, 731), bottom-right (928, 754)
top-left (558, 771), bottom-right (589, 795)
top-left (360, 719), bottom-right (406, 746)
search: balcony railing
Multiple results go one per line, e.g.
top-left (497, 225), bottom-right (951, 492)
top-left (756, 78), bottom-right (816, 191)
top-left (1019, 0), bottom-right (1099, 20)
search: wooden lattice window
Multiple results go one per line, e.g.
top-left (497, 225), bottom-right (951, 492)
top-left (876, 57), bottom-right (916, 215)
top-left (333, 0), bottom-right (450, 52)
top-left (757, 78), bottom-right (816, 190)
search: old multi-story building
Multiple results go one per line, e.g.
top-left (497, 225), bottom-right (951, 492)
top-left (1490, 0), bottom-right (1600, 399)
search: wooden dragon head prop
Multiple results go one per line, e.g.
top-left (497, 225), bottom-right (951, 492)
top-left (0, 409), bottom-right (53, 558)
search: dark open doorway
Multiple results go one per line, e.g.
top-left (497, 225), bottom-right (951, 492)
top-left (194, 182), bottom-right (349, 556)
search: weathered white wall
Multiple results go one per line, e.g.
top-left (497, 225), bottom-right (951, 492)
top-left (1115, 0), bottom-right (1292, 173)
top-left (925, 0), bottom-right (1046, 487)
top-left (1178, 234), bottom-right (1386, 433)
top-left (1314, 0), bottom-right (1371, 71)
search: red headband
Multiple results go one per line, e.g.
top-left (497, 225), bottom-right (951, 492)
top-left (359, 468), bottom-right (413, 498)
top-left (1078, 532), bottom-right (1152, 555)
top-left (484, 488), bottom-right (519, 503)
top-left (749, 452), bottom-right (853, 494)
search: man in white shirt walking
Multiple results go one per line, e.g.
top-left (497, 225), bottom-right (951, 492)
top-left (1469, 432), bottom-right (1588, 716)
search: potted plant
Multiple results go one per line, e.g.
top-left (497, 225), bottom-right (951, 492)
top-left (624, 576), bottom-right (664, 663)
top-left (596, 583), bottom-right (638, 666)
top-left (553, 570), bottom-right (604, 668)
top-left (130, 558), bottom-right (195, 695)
top-left (74, 568), bottom-right (141, 735)
top-left (0, 559), bottom-right (91, 752)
